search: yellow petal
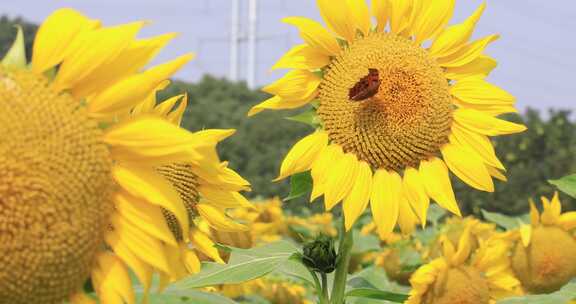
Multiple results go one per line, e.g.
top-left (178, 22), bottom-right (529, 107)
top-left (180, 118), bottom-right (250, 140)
top-left (388, 0), bottom-right (412, 35)
top-left (190, 228), bottom-right (225, 263)
top-left (105, 230), bottom-right (153, 293)
top-left (441, 142), bottom-right (494, 192)
top-left (402, 167), bottom-right (430, 227)
top-left (419, 158), bottom-right (461, 216)
top-left (131, 80), bottom-right (171, 116)
top-left (272, 44), bottom-right (330, 70)
top-left (248, 95), bottom-right (313, 117)
top-left (437, 34), bottom-right (499, 68)
top-left (441, 235), bottom-right (456, 261)
top-left (451, 78), bottom-right (515, 106)
top-left (450, 124), bottom-right (504, 170)
top-left (317, 0), bottom-right (357, 42)
top-left (324, 151), bottom-right (359, 210)
top-left (550, 191), bottom-right (562, 216)
top-left (196, 203), bottom-right (248, 232)
top-left (32, 8), bottom-right (100, 74)
top-left (92, 253), bottom-right (136, 304)
top-left (283, 17), bottom-right (341, 56)
top-left (397, 193), bottom-right (418, 235)
top-left (343, 161), bottom-right (373, 230)
top-left (166, 94), bottom-right (189, 126)
top-left (113, 191), bottom-right (178, 246)
top-left (451, 227), bottom-right (472, 265)
top-left (276, 130), bottom-right (328, 181)
top-left (540, 193), bottom-right (561, 225)
top-left (371, 0), bottom-right (389, 32)
top-left (454, 108), bottom-right (527, 136)
top-left (71, 32), bottom-right (178, 98)
top-left (105, 116), bottom-right (199, 164)
top-left (52, 21), bottom-right (144, 92)
top-left (311, 145), bottom-right (342, 201)
top-left (559, 212), bottom-right (576, 231)
top-left (112, 164), bottom-right (189, 237)
top-left (183, 250), bottom-right (202, 274)
top-left (262, 69), bottom-right (321, 100)
top-left (412, 0), bottom-right (455, 44)
top-left (154, 94), bottom-right (186, 117)
top-left (444, 55), bottom-right (497, 80)
top-left (486, 165), bottom-right (507, 182)
top-left (519, 224), bottom-right (532, 247)
top-left (69, 293), bottom-right (96, 304)
top-left (198, 184), bottom-right (253, 209)
top-left (88, 54), bottom-right (194, 116)
top-left (452, 98), bottom-right (518, 116)
top-left (347, 0), bottom-right (372, 36)
top-left (429, 2), bottom-right (485, 58)
top-left (529, 198), bottom-right (540, 226)
top-left (370, 169), bottom-right (402, 239)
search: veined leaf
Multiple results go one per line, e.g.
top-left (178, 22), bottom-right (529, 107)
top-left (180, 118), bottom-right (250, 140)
top-left (136, 289), bottom-right (239, 304)
top-left (284, 171), bottom-right (313, 201)
top-left (549, 174), bottom-right (576, 198)
top-left (481, 209), bottom-right (527, 230)
top-left (346, 288), bottom-right (409, 303)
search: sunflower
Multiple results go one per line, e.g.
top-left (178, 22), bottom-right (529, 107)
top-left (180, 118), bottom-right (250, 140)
top-left (249, 0), bottom-right (525, 237)
top-left (214, 278), bottom-right (312, 304)
top-left (511, 192), bottom-right (576, 293)
top-left (407, 229), bottom-right (521, 304)
top-left (426, 216), bottom-right (495, 259)
top-left (0, 8), bottom-right (250, 304)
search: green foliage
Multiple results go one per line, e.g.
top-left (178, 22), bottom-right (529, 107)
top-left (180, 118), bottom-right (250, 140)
top-left (549, 174), bottom-right (576, 198)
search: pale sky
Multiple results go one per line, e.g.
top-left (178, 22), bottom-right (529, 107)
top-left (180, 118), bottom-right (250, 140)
top-left (3, 0), bottom-right (576, 110)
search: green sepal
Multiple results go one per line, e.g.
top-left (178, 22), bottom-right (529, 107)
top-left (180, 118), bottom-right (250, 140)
top-left (2, 26), bottom-right (27, 69)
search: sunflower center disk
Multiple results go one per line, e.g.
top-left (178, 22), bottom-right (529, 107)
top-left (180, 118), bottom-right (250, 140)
top-left (318, 33), bottom-right (453, 171)
top-left (0, 69), bottom-right (113, 304)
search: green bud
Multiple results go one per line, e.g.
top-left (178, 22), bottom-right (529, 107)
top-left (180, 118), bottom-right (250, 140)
top-left (302, 234), bottom-right (337, 274)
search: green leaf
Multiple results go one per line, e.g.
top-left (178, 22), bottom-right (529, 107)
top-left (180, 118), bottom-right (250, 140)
top-left (136, 289), bottom-right (239, 304)
top-left (276, 257), bottom-right (317, 287)
top-left (2, 26), bottom-right (26, 68)
top-left (481, 209), bottom-right (526, 230)
top-left (176, 241), bottom-right (299, 289)
top-left (345, 288), bottom-right (409, 303)
top-left (549, 174), bottom-right (576, 198)
top-left (284, 171), bottom-right (313, 201)
top-left (497, 281), bottom-right (576, 303)
top-left (286, 108), bottom-right (320, 127)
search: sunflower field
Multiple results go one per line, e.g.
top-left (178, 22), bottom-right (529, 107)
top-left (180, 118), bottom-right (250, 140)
top-left (0, 1), bottom-right (575, 304)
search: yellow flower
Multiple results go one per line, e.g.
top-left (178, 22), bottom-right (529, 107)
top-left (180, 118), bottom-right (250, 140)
top-left (0, 9), bottom-right (250, 304)
top-left (249, 0), bottom-right (525, 237)
top-left (511, 192), bottom-right (576, 293)
top-left (407, 229), bottom-right (521, 304)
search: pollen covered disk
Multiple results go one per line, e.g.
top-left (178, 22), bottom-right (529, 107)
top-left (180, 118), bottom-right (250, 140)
top-left (318, 33), bottom-right (453, 171)
top-left (0, 69), bottom-right (114, 304)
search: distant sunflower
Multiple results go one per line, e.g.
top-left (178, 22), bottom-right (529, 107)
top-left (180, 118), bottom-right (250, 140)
top-left (407, 229), bottom-right (521, 304)
top-left (511, 193), bottom-right (576, 293)
top-left (249, 0), bottom-right (525, 236)
top-left (0, 8), bottom-right (250, 304)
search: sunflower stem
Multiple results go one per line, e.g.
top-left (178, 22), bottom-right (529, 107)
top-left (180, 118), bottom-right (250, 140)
top-left (330, 217), bottom-right (353, 304)
top-left (320, 272), bottom-right (329, 304)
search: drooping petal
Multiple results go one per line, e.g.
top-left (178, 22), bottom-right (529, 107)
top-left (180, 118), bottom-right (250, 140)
top-left (451, 227), bottom-right (472, 265)
top-left (519, 224), bottom-right (532, 247)
top-left (436, 34), bottom-right (499, 68)
top-left (323, 151), bottom-right (359, 210)
top-left (311, 145), bottom-right (342, 201)
top-left (412, 0), bottom-right (455, 44)
top-left (196, 203), bottom-right (248, 232)
top-left (32, 8), bottom-right (100, 74)
top-left (283, 17), bottom-right (341, 56)
top-left (402, 167), bottom-right (430, 227)
top-left (52, 22), bottom-right (144, 92)
top-left (444, 56), bottom-right (497, 80)
top-left (112, 164), bottom-right (189, 237)
top-left (419, 158), bottom-right (461, 216)
top-left (453, 108), bottom-right (527, 136)
top-left (198, 184), bottom-right (253, 209)
top-left (370, 169), bottom-right (402, 239)
top-left (451, 78), bottom-right (515, 107)
top-left (189, 228), bottom-right (225, 263)
top-left (271, 44), bottom-right (331, 70)
top-left (450, 124), bottom-right (504, 170)
top-left (88, 54), bottom-right (194, 116)
top-left (343, 161), bottom-right (373, 230)
top-left (92, 253), bottom-right (136, 304)
top-left (276, 130), bottom-right (328, 180)
top-left (441, 142), bottom-right (494, 192)
top-left (429, 2), bottom-right (485, 58)
top-left (247, 95), bottom-right (314, 117)
top-left (397, 193), bottom-right (418, 235)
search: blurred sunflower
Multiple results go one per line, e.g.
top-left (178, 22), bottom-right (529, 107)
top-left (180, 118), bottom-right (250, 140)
top-left (0, 8), bottom-right (249, 304)
top-left (214, 278), bottom-right (312, 304)
top-left (407, 229), bottom-right (521, 304)
top-left (426, 216), bottom-right (495, 259)
top-left (511, 193), bottom-right (576, 293)
top-left (249, 0), bottom-right (525, 236)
